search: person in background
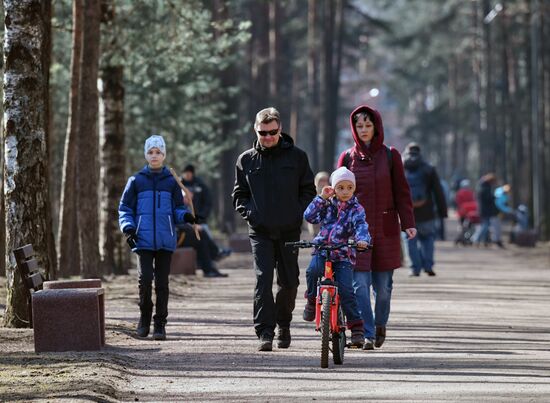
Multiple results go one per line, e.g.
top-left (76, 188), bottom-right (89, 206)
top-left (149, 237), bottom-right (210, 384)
top-left (402, 142), bottom-right (448, 277)
top-left (307, 171), bottom-right (330, 237)
top-left (472, 173), bottom-right (498, 247)
top-left (493, 184), bottom-right (513, 249)
top-left (181, 164), bottom-right (232, 261)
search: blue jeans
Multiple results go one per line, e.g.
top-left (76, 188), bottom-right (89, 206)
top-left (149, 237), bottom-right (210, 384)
top-left (353, 270), bottom-right (394, 339)
top-left (305, 254), bottom-right (361, 324)
top-left (473, 217), bottom-right (491, 244)
top-left (407, 219), bottom-right (435, 275)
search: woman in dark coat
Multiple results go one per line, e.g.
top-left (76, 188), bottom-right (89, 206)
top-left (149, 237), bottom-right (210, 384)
top-left (338, 105), bottom-right (416, 350)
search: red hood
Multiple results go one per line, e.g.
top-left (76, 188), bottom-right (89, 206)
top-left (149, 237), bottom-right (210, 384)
top-left (349, 105), bottom-right (385, 156)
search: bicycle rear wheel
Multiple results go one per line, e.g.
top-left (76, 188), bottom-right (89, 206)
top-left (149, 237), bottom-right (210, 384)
top-left (320, 289), bottom-right (331, 368)
top-left (332, 306), bottom-right (346, 365)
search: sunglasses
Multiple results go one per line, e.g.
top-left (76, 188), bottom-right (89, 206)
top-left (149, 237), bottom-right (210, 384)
top-left (257, 128), bottom-right (279, 137)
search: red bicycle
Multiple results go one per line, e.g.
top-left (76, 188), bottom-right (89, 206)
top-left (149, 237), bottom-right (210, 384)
top-left (286, 240), bottom-right (370, 368)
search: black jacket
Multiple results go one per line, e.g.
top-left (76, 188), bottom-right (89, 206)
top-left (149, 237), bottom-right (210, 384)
top-left (403, 152), bottom-right (448, 223)
top-left (232, 133), bottom-right (316, 238)
top-left (477, 180), bottom-right (498, 219)
top-left (181, 176), bottom-right (211, 224)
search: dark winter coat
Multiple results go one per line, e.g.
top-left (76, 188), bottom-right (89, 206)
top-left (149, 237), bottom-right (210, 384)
top-left (337, 105), bottom-right (415, 272)
top-left (402, 152), bottom-right (448, 223)
top-left (181, 176), bottom-right (212, 224)
top-left (477, 180), bottom-right (498, 219)
top-left (119, 166), bottom-right (189, 252)
top-left (232, 133), bottom-right (316, 239)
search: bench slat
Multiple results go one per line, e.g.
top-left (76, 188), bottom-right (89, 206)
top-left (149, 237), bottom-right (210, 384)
top-left (20, 259), bottom-right (39, 275)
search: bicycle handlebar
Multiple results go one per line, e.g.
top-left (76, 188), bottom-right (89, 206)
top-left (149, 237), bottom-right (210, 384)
top-left (284, 240), bottom-right (372, 251)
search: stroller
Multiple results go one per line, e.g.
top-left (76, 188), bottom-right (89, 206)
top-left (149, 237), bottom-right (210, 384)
top-left (455, 201), bottom-right (480, 246)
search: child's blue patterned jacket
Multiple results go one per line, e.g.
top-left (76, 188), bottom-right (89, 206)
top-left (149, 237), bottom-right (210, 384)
top-left (304, 195), bottom-right (371, 265)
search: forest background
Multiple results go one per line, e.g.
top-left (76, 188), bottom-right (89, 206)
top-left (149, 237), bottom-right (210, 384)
top-left (1, 0), bottom-right (549, 327)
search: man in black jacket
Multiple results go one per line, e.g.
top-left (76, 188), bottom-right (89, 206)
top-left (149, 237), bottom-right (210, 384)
top-left (403, 142), bottom-right (448, 277)
top-left (232, 107), bottom-right (316, 351)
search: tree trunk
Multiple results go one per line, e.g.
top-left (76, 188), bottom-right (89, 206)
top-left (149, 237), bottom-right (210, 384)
top-left (99, 66), bottom-right (127, 275)
top-left (58, 0), bottom-right (83, 277)
top-left (3, 0), bottom-right (55, 327)
top-left (0, 7), bottom-right (4, 278)
top-left (76, 0), bottom-right (101, 278)
top-left (249, 1), bottom-right (270, 115)
top-left (306, 0), bottom-right (319, 169)
top-left (318, 0), bottom-right (335, 171)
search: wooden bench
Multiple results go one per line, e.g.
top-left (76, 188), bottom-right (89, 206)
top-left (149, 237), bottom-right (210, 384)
top-left (13, 244), bottom-right (104, 352)
top-left (170, 247), bottom-right (197, 275)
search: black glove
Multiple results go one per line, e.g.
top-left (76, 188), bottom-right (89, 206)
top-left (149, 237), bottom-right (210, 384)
top-left (124, 229), bottom-right (138, 249)
top-left (184, 212), bottom-right (197, 224)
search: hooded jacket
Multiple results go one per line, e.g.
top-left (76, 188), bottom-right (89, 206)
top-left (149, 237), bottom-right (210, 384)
top-left (304, 195), bottom-right (371, 265)
top-left (402, 150), bottom-right (448, 223)
top-left (232, 133), bottom-right (316, 238)
top-left (337, 105), bottom-right (415, 271)
top-left (119, 166), bottom-right (189, 252)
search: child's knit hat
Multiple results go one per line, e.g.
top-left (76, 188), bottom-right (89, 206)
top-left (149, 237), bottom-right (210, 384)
top-left (330, 166), bottom-right (355, 187)
top-left (144, 134), bottom-right (166, 158)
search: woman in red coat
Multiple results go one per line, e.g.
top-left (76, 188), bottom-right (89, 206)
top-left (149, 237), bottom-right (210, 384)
top-left (338, 105), bottom-right (416, 350)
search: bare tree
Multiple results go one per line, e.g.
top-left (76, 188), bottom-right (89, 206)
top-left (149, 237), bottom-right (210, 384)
top-left (3, 0), bottom-right (55, 327)
top-left (76, 0), bottom-right (101, 278)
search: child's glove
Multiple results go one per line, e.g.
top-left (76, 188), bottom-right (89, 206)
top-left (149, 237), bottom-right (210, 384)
top-left (124, 229), bottom-right (138, 249)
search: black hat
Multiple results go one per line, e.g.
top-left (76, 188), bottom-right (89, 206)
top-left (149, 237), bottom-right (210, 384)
top-left (183, 164), bottom-right (195, 174)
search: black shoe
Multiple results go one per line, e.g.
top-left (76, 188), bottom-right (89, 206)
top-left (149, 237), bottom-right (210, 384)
top-left (277, 327), bottom-right (291, 349)
top-left (204, 269), bottom-right (229, 278)
top-left (409, 272), bottom-right (420, 277)
top-left (496, 241), bottom-right (506, 249)
top-left (303, 301), bottom-right (316, 322)
top-left (258, 333), bottom-right (273, 352)
top-left (375, 326), bottom-right (386, 348)
top-left (136, 313), bottom-right (151, 338)
top-left (426, 270), bottom-right (436, 276)
top-left (152, 324), bottom-right (166, 340)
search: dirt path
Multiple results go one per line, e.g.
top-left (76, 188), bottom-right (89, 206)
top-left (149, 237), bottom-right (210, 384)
top-left (1, 240), bottom-right (550, 401)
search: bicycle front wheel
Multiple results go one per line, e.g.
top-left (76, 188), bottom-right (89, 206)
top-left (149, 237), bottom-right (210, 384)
top-left (332, 305), bottom-right (346, 365)
top-left (320, 289), bottom-right (331, 368)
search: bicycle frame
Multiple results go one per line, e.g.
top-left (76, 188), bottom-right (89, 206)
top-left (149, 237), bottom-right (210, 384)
top-left (314, 256), bottom-right (344, 334)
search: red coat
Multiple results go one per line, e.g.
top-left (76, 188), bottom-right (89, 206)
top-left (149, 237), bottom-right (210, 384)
top-left (337, 105), bottom-right (415, 272)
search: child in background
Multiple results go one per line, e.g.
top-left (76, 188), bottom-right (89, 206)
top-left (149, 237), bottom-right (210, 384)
top-left (119, 134), bottom-right (195, 340)
top-left (302, 166), bottom-right (372, 348)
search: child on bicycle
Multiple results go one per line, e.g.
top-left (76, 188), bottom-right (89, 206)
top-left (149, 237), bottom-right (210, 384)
top-left (303, 166), bottom-right (371, 347)
top-left (119, 134), bottom-right (195, 340)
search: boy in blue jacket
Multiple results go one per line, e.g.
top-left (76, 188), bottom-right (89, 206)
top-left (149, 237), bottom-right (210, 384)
top-left (119, 135), bottom-right (194, 340)
top-left (303, 167), bottom-right (372, 347)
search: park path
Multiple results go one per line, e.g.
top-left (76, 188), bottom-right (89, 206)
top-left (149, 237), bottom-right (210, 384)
top-left (102, 235), bottom-right (550, 402)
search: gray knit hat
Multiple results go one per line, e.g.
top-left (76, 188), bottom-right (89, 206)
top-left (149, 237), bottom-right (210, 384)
top-left (144, 134), bottom-right (166, 158)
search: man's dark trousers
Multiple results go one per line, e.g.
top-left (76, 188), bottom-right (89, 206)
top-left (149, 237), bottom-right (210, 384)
top-left (250, 232), bottom-right (300, 338)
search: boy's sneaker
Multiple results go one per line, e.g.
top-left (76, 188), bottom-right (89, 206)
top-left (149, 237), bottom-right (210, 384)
top-left (303, 300), bottom-right (316, 322)
top-left (363, 338), bottom-right (374, 350)
top-left (276, 327), bottom-right (291, 349)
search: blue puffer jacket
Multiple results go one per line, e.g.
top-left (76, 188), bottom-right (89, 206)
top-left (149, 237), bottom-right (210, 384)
top-left (119, 166), bottom-right (189, 252)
